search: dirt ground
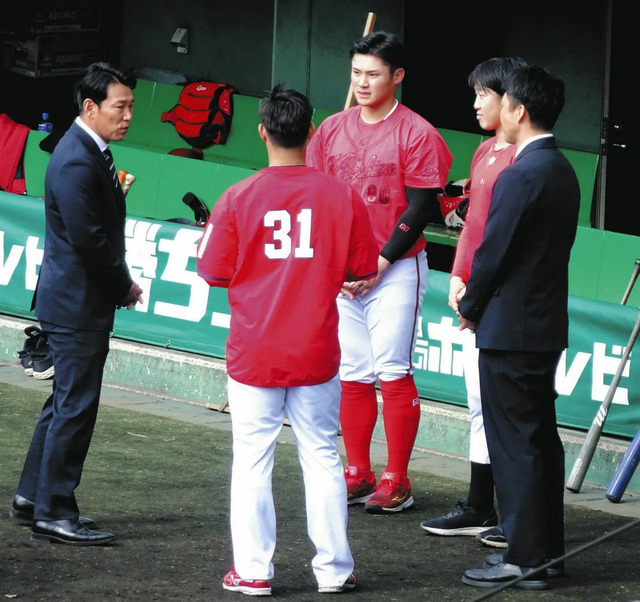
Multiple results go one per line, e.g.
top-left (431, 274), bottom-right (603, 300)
top-left (1, 380), bottom-right (639, 602)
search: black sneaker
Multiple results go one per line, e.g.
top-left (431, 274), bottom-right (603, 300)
top-left (17, 325), bottom-right (44, 376)
top-left (31, 339), bottom-right (55, 380)
top-left (476, 525), bottom-right (508, 548)
top-left (421, 500), bottom-right (498, 536)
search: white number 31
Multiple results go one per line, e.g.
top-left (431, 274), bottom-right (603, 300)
top-left (263, 209), bottom-right (314, 259)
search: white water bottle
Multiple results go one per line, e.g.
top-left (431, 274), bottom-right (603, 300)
top-left (37, 112), bottom-right (53, 133)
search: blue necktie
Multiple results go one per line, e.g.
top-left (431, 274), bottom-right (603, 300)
top-left (103, 148), bottom-right (118, 188)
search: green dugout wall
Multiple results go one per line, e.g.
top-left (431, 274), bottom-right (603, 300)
top-left (2, 191), bottom-right (638, 439)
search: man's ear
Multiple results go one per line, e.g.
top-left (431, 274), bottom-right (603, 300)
top-left (307, 122), bottom-right (316, 141)
top-left (83, 98), bottom-right (96, 119)
top-left (392, 67), bottom-right (405, 85)
top-left (258, 123), bottom-right (268, 142)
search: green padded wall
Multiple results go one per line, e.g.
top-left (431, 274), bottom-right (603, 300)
top-left (110, 145), bottom-right (165, 220)
top-left (437, 128), bottom-right (484, 182)
top-left (23, 130), bottom-right (49, 200)
top-left (568, 227), bottom-right (640, 306)
top-left (561, 148), bottom-right (599, 227)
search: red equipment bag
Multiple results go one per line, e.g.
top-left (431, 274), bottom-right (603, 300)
top-left (161, 81), bottom-right (236, 149)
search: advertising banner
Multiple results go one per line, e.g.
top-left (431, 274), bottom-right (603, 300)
top-left (2, 192), bottom-right (638, 437)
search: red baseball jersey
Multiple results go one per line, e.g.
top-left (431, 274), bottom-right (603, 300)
top-left (306, 104), bottom-right (452, 258)
top-left (451, 137), bottom-right (517, 283)
top-left (197, 165), bottom-right (378, 387)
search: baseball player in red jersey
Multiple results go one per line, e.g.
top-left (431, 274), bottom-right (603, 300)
top-left (197, 85), bottom-right (378, 596)
top-left (420, 58), bottom-right (526, 542)
top-left (306, 32), bottom-right (452, 513)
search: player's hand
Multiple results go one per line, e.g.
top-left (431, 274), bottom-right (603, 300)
top-left (127, 281), bottom-right (144, 308)
top-left (355, 275), bottom-right (379, 297)
top-left (457, 312), bottom-right (475, 333)
top-left (354, 255), bottom-right (390, 297)
top-left (340, 277), bottom-right (375, 298)
top-left (118, 282), bottom-right (144, 309)
top-left (341, 255), bottom-right (389, 298)
top-left (449, 276), bottom-right (466, 312)
top-left (117, 171), bottom-right (136, 196)
top-left (341, 281), bottom-right (361, 299)
top-left (122, 173), bottom-right (136, 196)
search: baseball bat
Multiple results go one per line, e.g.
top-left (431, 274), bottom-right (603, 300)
top-left (604, 259), bottom-right (640, 501)
top-left (606, 428), bottom-right (640, 502)
top-left (621, 258), bottom-right (640, 305)
top-left (343, 12), bottom-right (377, 110)
top-left (566, 258), bottom-right (640, 493)
top-left (566, 307), bottom-right (640, 492)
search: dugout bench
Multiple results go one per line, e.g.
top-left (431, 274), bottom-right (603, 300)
top-left (424, 128), bottom-right (599, 248)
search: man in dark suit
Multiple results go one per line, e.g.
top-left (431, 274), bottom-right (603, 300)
top-left (10, 62), bottom-right (143, 545)
top-left (456, 65), bottom-right (580, 589)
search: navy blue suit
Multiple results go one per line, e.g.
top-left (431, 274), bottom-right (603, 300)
top-left (17, 121), bottom-right (133, 522)
top-left (459, 136), bottom-right (580, 567)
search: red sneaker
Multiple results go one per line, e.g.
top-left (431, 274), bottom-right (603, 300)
top-left (222, 567), bottom-right (272, 596)
top-left (364, 471), bottom-right (414, 513)
top-left (344, 466), bottom-right (376, 504)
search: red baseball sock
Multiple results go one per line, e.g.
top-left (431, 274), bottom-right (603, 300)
top-left (339, 380), bottom-right (378, 470)
top-left (379, 375), bottom-right (421, 475)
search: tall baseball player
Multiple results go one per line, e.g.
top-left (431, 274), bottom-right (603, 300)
top-left (421, 57), bottom-right (526, 544)
top-left (306, 32), bottom-right (452, 513)
top-left (197, 84), bottom-right (378, 595)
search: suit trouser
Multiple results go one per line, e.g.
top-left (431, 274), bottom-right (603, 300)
top-left (478, 349), bottom-right (565, 567)
top-left (16, 322), bottom-right (110, 522)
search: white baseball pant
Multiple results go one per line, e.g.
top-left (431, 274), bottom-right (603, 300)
top-left (227, 374), bottom-right (354, 587)
top-left (462, 328), bottom-right (490, 464)
top-left (338, 250), bottom-right (428, 383)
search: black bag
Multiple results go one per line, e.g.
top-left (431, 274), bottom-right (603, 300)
top-left (437, 178), bottom-right (470, 229)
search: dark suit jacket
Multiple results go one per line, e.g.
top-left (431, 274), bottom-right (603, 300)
top-left (458, 136), bottom-right (580, 351)
top-left (33, 121), bottom-right (132, 331)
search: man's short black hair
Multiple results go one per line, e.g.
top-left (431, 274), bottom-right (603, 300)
top-left (504, 65), bottom-right (565, 131)
top-left (259, 83), bottom-right (313, 149)
top-left (349, 31), bottom-right (405, 73)
top-left (76, 62), bottom-right (137, 112)
top-left (468, 57), bottom-right (528, 96)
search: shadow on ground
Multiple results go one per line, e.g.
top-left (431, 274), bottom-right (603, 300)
top-left (1, 381), bottom-right (639, 601)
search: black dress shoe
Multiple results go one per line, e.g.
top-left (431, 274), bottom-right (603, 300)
top-left (483, 552), bottom-right (566, 578)
top-left (31, 520), bottom-right (116, 546)
top-left (462, 561), bottom-right (549, 590)
top-left (10, 495), bottom-right (97, 529)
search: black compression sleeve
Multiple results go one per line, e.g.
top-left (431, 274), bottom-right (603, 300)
top-left (380, 187), bottom-right (440, 263)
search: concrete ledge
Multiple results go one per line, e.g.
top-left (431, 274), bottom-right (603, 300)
top-left (1, 315), bottom-right (228, 405)
top-left (2, 314), bottom-right (638, 497)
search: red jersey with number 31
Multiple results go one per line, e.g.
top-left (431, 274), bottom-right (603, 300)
top-left (196, 165), bottom-right (378, 387)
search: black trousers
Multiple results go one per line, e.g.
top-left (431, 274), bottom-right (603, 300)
top-left (16, 322), bottom-right (110, 522)
top-left (478, 349), bottom-right (565, 567)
